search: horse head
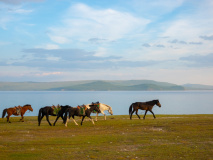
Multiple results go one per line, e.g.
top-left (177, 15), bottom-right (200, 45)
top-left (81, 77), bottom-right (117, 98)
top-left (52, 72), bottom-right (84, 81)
top-left (155, 100), bottom-right (161, 107)
top-left (25, 104), bottom-right (33, 112)
top-left (108, 106), bottom-right (113, 115)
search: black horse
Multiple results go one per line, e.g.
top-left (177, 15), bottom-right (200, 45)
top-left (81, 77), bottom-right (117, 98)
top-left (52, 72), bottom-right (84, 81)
top-left (64, 104), bottom-right (100, 126)
top-left (38, 105), bottom-right (71, 126)
top-left (129, 100), bottom-right (161, 120)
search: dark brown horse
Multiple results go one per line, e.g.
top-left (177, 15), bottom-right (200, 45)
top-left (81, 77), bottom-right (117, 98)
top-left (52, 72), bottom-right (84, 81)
top-left (64, 104), bottom-right (101, 126)
top-left (2, 104), bottom-right (33, 123)
top-left (38, 105), bottom-right (71, 126)
top-left (129, 100), bottom-right (161, 120)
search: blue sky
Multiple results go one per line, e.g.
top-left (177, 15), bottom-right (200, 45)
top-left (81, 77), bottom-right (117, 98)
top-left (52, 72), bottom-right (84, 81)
top-left (0, 0), bottom-right (213, 85)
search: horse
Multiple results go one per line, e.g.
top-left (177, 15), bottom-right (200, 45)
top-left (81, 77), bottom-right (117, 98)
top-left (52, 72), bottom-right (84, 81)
top-left (38, 105), bottom-right (71, 126)
top-left (85, 102), bottom-right (113, 121)
top-left (64, 104), bottom-right (101, 127)
top-left (2, 104), bottom-right (33, 123)
top-left (129, 100), bottom-right (161, 120)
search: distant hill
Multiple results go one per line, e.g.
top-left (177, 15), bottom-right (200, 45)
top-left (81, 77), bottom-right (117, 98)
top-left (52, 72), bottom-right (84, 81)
top-left (0, 80), bottom-right (187, 91)
top-left (183, 84), bottom-right (213, 90)
top-left (0, 80), bottom-right (212, 91)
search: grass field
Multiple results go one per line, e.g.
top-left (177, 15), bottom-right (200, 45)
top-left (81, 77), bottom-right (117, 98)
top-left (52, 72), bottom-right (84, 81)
top-left (0, 115), bottom-right (212, 160)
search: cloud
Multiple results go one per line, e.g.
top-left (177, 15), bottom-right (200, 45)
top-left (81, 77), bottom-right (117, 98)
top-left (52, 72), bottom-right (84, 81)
top-left (48, 3), bottom-right (150, 44)
top-left (0, 2), bottom-right (35, 30)
top-left (168, 39), bottom-right (203, 45)
top-left (130, 0), bottom-right (184, 17)
top-left (88, 38), bottom-right (107, 44)
top-left (35, 44), bottom-right (60, 50)
top-left (180, 53), bottom-right (213, 67)
top-left (142, 43), bottom-right (166, 48)
top-left (169, 39), bottom-right (187, 44)
top-left (199, 35), bottom-right (213, 41)
top-left (155, 44), bottom-right (165, 48)
top-left (7, 8), bottom-right (33, 14)
top-left (142, 43), bottom-right (151, 47)
top-left (0, 0), bottom-right (44, 5)
top-left (22, 48), bottom-right (121, 61)
top-left (189, 42), bottom-right (203, 45)
top-left (0, 47), bottom-right (163, 71)
top-left (35, 72), bottom-right (62, 76)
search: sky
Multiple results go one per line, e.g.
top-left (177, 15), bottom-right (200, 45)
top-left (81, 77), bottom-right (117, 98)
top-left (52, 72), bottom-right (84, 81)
top-left (0, 0), bottom-right (213, 85)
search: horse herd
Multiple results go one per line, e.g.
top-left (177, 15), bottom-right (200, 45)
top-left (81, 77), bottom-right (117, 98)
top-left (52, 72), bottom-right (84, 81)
top-left (1, 100), bottom-right (161, 126)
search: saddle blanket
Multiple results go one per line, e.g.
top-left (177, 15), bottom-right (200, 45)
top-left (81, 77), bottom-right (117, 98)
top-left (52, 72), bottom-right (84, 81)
top-left (53, 107), bottom-right (61, 115)
top-left (16, 108), bottom-right (21, 115)
top-left (77, 106), bottom-right (86, 115)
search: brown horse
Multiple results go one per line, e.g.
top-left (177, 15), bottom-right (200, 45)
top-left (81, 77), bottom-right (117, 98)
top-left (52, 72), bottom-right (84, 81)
top-left (2, 104), bottom-right (33, 123)
top-left (129, 100), bottom-right (161, 120)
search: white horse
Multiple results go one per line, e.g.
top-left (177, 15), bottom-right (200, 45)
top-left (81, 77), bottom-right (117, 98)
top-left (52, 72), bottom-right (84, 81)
top-left (85, 103), bottom-right (113, 121)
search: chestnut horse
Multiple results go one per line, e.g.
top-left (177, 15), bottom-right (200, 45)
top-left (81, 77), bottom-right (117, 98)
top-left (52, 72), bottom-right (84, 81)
top-left (2, 104), bottom-right (33, 123)
top-left (129, 100), bottom-right (161, 120)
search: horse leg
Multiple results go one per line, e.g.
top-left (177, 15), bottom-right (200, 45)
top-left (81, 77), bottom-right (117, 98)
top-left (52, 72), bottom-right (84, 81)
top-left (135, 110), bottom-right (141, 119)
top-left (7, 115), bottom-right (11, 123)
top-left (65, 114), bottom-right (71, 127)
top-left (143, 110), bottom-right (148, 119)
top-left (60, 115), bottom-right (65, 124)
top-left (130, 109), bottom-right (135, 120)
top-left (149, 110), bottom-right (156, 119)
top-left (46, 115), bottom-right (52, 126)
top-left (53, 116), bottom-right (59, 126)
top-left (72, 116), bottom-right (79, 126)
top-left (81, 116), bottom-right (86, 125)
top-left (95, 113), bottom-right (98, 121)
top-left (101, 111), bottom-right (106, 120)
top-left (89, 116), bottom-right (95, 125)
top-left (38, 115), bottom-right (44, 126)
top-left (20, 114), bottom-right (24, 122)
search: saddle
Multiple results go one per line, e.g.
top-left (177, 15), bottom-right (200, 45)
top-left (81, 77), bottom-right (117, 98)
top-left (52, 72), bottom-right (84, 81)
top-left (52, 105), bottom-right (61, 115)
top-left (77, 105), bottom-right (87, 115)
top-left (92, 101), bottom-right (99, 105)
top-left (15, 105), bottom-right (21, 115)
top-left (91, 101), bottom-right (100, 113)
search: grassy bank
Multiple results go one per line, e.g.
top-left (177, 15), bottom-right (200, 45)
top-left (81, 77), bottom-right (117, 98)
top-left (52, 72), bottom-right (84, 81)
top-left (0, 115), bottom-right (212, 160)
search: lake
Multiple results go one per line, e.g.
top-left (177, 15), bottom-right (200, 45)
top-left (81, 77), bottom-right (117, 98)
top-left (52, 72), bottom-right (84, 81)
top-left (0, 91), bottom-right (212, 117)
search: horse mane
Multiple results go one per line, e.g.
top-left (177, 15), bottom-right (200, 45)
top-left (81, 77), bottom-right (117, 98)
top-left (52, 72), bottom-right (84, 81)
top-left (145, 100), bottom-right (158, 105)
top-left (103, 104), bottom-right (112, 109)
top-left (23, 104), bottom-right (31, 107)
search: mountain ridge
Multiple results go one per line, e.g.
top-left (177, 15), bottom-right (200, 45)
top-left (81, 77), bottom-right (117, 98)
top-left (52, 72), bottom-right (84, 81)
top-left (0, 80), bottom-right (212, 91)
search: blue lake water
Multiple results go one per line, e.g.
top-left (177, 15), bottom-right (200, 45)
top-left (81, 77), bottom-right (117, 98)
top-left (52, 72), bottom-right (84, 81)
top-left (0, 91), bottom-right (213, 117)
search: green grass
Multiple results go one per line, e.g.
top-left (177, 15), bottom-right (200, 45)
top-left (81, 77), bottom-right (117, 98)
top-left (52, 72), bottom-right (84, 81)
top-left (0, 115), bottom-right (212, 160)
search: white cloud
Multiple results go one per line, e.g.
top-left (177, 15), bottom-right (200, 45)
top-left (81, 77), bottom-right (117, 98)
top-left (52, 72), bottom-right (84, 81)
top-left (8, 8), bottom-right (33, 14)
top-left (35, 44), bottom-right (60, 50)
top-left (94, 47), bottom-right (108, 57)
top-left (35, 72), bottom-right (62, 76)
top-left (0, 14), bottom-right (13, 30)
top-left (48, 35), bottom-right (69, 44)
top-left (0, 3), bottom-right (34, 30)
top-left (48, 3), bottom-right (150, 44)
top-left (130, 0), bottom-right (184, 17)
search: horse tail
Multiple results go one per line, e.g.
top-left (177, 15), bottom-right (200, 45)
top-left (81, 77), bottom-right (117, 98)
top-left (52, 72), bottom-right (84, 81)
top-left (129, 104), bottom-right (133, 115)
top-left (2, 109), bottom-right (7, 118)
top-left (38, 108), bottom-right (42, 123)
